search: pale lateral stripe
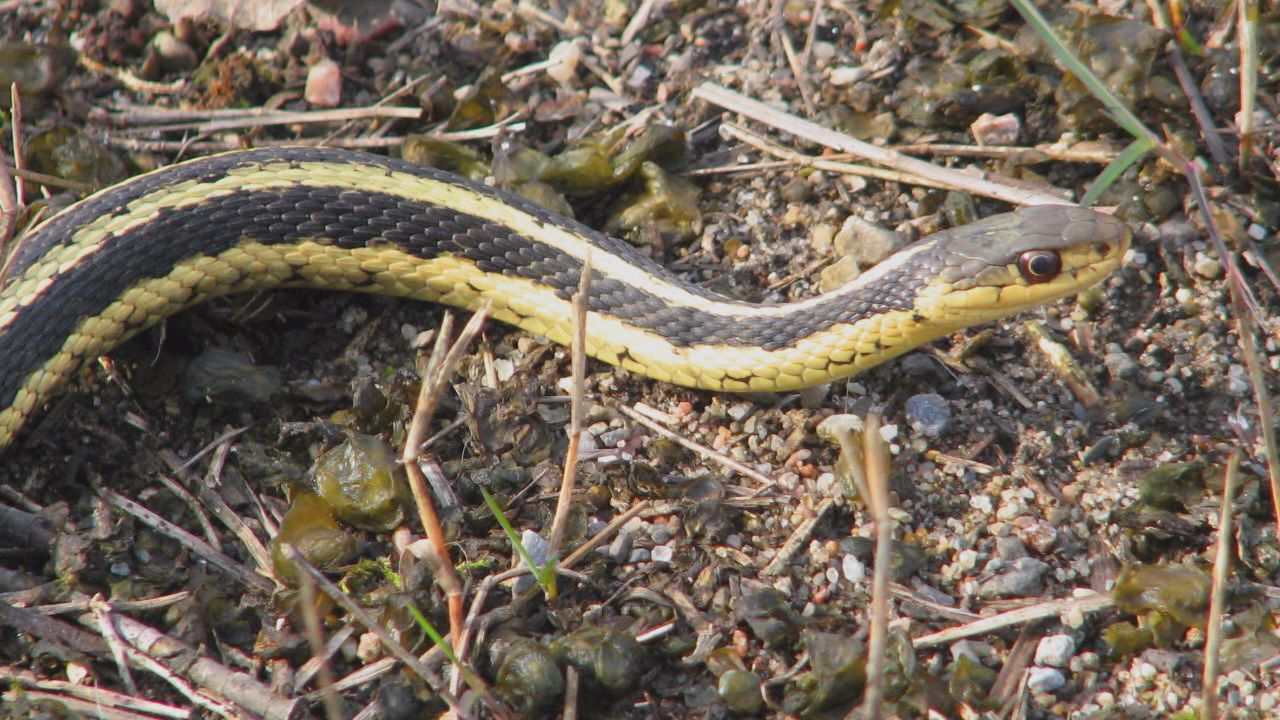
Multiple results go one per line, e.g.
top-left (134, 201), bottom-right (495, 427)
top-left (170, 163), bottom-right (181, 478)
top-left (5, 156), bottom-right (912, 325)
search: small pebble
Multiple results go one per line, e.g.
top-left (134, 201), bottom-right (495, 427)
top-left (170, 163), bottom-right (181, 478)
top-left (951, 640), bottom-right (982, 664)
top-left (1192, 251), bottom-right (1223, 279)
top-left (598, 427), bottom-right (630, 447)
top-left (842, 554), bottom-right (865, 583)
top-left (828, 66), bottom-right (869, 86)
top-left (977, 557), bottom-right (1049, 598)
top-left (650, 526), bottom-right (673, 545)
top-left (970, 112), bottom-right (1021, 146)
top-left (651, 544), bottom-right (674, 564)
top-left (152, 31), bottom-right (197, 72)
top-left (878, 424), bottom-right (899, 442)
top-left (819, 255), bottom-right (861, 293)
top-left (608, 531), bottom-right (633, 564)
top-left (1226, 364), bottom-right (1249, 395)
top-left (1027, 667), bottom-right (1066, 693)
top-left (1103, 351), bottom-right (1139, 380)
top-left (727, 403), bottom-right (753, 422)
top-left (994, 536), bottom-right (1028, 561)
top-left (1035, 635), bottom-right (1076, 667)
top-left (969, 495), bottom-right (994, 514)
top-left (545, 40), bottom-right (580, 84)
top-left (904, 393), bottom-right (951, 437)
top-left (834, 216), bottom-right (903, 266)
top-left (305, 58), bottom-right (343, 107)
top-left (627, 548), bottom-right (651, 563)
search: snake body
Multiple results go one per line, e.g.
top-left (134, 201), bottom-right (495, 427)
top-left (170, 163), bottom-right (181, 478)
top-left (0, 147), bottom-right (1129, 450)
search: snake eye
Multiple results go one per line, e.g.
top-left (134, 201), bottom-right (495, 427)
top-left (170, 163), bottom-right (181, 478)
top-left (1017, 250), bottom-right (1062, 284)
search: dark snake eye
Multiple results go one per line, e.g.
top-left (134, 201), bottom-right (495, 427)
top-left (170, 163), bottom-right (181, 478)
top-left (1017, 250), bottom-right (1062, 284)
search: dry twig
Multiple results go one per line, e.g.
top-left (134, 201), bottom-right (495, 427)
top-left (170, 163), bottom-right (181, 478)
top-left (1201, 452), bottom-right (1241, 720)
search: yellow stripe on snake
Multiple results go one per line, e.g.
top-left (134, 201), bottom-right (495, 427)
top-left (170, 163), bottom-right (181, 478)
top-left (0, 147), bottom-right (1130, 450)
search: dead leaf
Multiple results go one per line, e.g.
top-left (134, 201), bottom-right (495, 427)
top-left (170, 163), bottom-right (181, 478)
top-left (154, 0), bottom-right (307, 31)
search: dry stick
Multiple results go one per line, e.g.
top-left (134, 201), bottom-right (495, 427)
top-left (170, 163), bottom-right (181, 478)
top-left (98, 488), bottom-right (274, 594)
top-left (610, 401), bottom-right (779, 491)
top-left (10, 166), bottom-right (96, 193)
top-left (721, 122), bottom-right (1071, 202)
top-left (0, 156), bottom-right (18, 289)
top-left (1, 670), bottom-right (189, 719)
top-left (1190, 176), bottom-right (1280, 537)
top-left (279, 547), bottom-right (496, 720)
top-left (296, 571), bottom-right (343, 720)
top-left (1237, 0), bottom-right (1258, 172)
top-left (104, 114), bottom-right (525, 154)
top-left (90, 597), bottom-right (140, 696)
top-left (8, 83), bottom-right (24, 211)
top-left (772, 0), bottom-right (814, 114)
top-left (692, 82), bottom-right (1075, 206)
top-left (891, 141), bottom-right (1117, 164)
top-left (109, 106), bottom-right (423, 136)
top-left (857, 413), bottom-right (893, 720)
top-left (547, 254), bottom-right (591, 558)
top-left (911, 593), bottom-right (1114, 648)
top-left (562, 665), bottom-right (580, 720)
top-left (619, 0), bottom-right (656, 45)
top-left (78, 610), bottom-right (300, 720)
top-left (402, 307), bottom-right (491, 648)
top-left (1166, 43), bottom-right (1231, 167)
top-left (101, 104), bottom-right (422, 127)
top-left (1201, 452), bottom-right (1241, 720)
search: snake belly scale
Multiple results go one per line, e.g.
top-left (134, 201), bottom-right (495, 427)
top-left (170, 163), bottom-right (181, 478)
top-left (0, 147), bottom-right (1130, 450)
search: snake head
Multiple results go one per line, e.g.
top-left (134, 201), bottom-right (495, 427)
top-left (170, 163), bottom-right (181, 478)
top-left (917, 205), bottom-right (1131, 320)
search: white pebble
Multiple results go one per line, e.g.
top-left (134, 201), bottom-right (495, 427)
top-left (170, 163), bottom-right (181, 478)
top-left (651, 545), bottom-right (674, 564)
top-left (1035, 635), bottom-right (1076, 667)
top-left (1027, 667), bottom-right (1066, 693)
top-left (969, 495), bottom-right (994, 514)
top-left (842, 554), bottom-right (866, 582)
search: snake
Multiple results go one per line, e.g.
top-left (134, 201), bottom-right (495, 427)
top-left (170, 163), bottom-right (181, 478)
top-left (0, 147), bottom-right (1130, 451)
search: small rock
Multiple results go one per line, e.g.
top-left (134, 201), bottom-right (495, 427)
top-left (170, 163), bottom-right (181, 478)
top-left (904, 393), bottom-right (951, 437)
top-left (969, 495), bottom-right (994, 514)
top-left (305, 58), bottom-right (343, 107)
top-left (994, 536), bottom-right (1028, 561)
top-left (1103, 351), bottom-right (1139, 380)
top-left (546, 40), bottom-right (580, 84)
top-left (1192, 251), bottom-right (1223, 279)
top-left (956, 549), bottom-right (979, 572)
top-left (1035, 635), bottom-right (1076, 667)
top-left (598, 427), bottom-right (630, 447)
top-left (152, 31), bottom-right (198, 73)
top-left (828, 66), bottom-right (869, 86)
top-left (841, 554), bottom-right (865, 583)
top-left (651, 544), bottom-right (674, 564)
top-left (977, 557), bottom-right (1049, 598)
top-left (1226, 364), bottom-right (1249, 395)
top-left (970, 112), bottom-right (1021, 146)
top-left (727, 403), bottom-right (753, 422)
top-left (810, 223), bottom-right (836, 253)
top-left (951, 640), bottom-right (982, 664)
top-left (819, 255), bottom-right (861, 293)
top-left (650, 526), bottom-right (673, 545)
top-left (608, 530), bottom-right (633, 564)
top-left (627, 548), bottom-right (651, 563)
top-left (834, 216), bottom-right (903, 266)
top-left (1027, 667), bottom-right (1066, 693)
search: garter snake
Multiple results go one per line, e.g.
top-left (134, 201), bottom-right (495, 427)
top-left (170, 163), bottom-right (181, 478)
top-left (0, 147), bottom-right (1129, 451)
